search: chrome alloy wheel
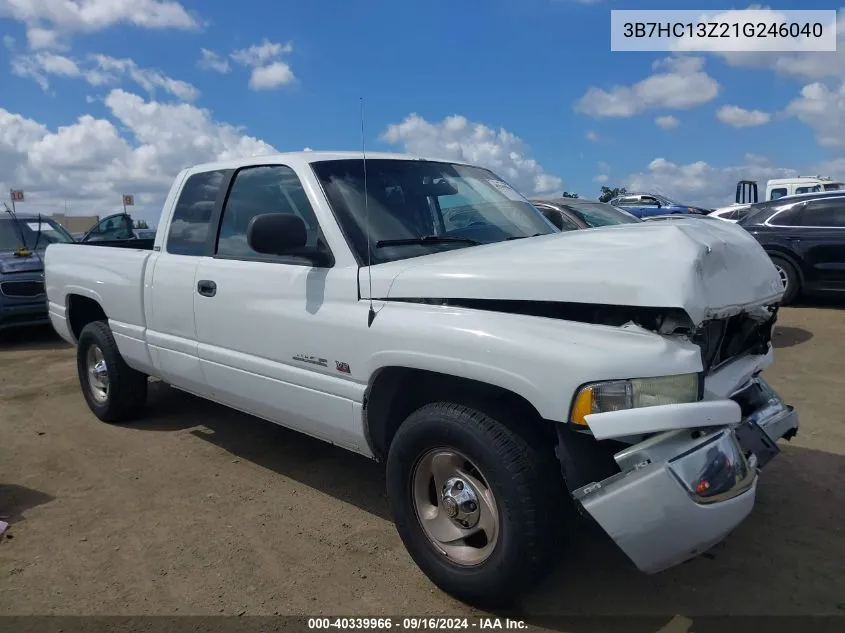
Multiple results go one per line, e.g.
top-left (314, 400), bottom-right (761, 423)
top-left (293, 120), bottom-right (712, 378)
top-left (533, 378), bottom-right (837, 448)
top-left (774, 263), bottom-right (789, 292)
top-left (86, 344), bottom-right (109, 404)
top-left (411, 449), bottom-right (500, 566)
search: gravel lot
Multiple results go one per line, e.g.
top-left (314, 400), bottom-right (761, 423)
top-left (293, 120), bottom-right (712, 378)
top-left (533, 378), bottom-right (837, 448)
top-left (1, 303), bottom-right (844, 622)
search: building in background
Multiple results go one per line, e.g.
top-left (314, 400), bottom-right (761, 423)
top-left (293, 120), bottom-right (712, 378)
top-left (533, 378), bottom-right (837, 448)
top-left (51, 213), bottom-right (99, 234)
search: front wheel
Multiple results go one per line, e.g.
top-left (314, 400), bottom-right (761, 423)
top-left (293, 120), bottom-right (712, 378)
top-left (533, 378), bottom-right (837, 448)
top-left (76, 321), bottom-right (148, 423)
top-left (386, 403), bottom-right (563, 608)
top-left (770, 256), bottom-right (800, 305)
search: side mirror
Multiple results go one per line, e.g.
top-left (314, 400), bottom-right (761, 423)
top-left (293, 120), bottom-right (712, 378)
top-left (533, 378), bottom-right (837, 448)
top-left (246, 212), bottom-right (332, 266)
top-left (247, 213), bottom-right (308, 255)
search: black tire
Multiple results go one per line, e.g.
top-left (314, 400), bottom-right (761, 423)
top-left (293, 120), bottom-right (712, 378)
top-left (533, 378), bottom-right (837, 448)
top-left (770, 256), bottom-right (800, 305)
top-left (76, 320), bottom-right (148, 423)
top-left (386, 402), bottom-right (564, 608)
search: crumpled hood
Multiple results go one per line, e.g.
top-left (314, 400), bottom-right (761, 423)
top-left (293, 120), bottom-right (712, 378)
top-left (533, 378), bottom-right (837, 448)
top-left (362, 219), bottom-right (784, 326)
top-left (0, 250), bottom-right (44, 274)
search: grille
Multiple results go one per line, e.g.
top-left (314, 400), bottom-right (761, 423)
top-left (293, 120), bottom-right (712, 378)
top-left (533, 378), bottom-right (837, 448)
top-left (0, 280), bottom-right (45, 298)
top-left (693, 310), bottom-right (777, 373)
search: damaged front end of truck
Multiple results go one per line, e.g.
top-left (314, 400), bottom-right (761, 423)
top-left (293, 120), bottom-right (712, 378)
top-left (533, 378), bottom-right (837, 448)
top-left (548, 300), bottom-right (798, 574)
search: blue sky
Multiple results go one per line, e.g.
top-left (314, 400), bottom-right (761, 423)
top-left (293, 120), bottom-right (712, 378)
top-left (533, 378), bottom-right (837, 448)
top-left (1, 0), bottom-right (843, 225)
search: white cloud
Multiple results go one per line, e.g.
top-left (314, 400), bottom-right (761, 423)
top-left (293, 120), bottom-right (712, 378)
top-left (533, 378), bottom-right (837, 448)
top-left (11, 51), bottom-right (81, 90)
top-left (26, 27), bottom-right (63, 50)
top-left (655, 115), bottom-right (680, 129)
top-left (8, 48), bottom-right (199, 101)
top-left (0, 89), bottom-right (276, 225)
top-left (231, 40), bottom-right (293, 67)
top-left (621, 156), bottom-right (817, 208)
top-left (785, 82), bottom-right (845, 148)
top-left (716, 105), bottom-right (771, 128)
top-left (574, 56), bottom-right (719, 118)
top-left (712, 9), bottom-right (845, 81)
top-left (0, 0), bottom-right (201, 50)
top-left (381, 113), bottom-right (563, 195)
top-left (249, 61), bottom-right (295, 90)
top-left (585, 130), bottom-right (599, 142)
top-left (745, 152), bottom-right (772, 166)
top-left (671, 8), bottom-right (838, 54)
top-left (88, 54), bottom-right (199, 101)
top-left (230, 39), bottom-right (296, 91)
top-left (197, 48), bottom-right (230, 74)
top-left (593, 174), bottom-right (609, 183)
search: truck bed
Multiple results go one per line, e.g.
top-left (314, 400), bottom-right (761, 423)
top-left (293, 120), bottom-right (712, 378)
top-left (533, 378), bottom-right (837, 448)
top-left (45, 242), bottom-right (156, 341)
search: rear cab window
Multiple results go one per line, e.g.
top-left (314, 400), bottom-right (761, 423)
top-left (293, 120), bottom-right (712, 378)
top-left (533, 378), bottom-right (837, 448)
top-left (165, 170), bottom-right (228, 256)
top-left (770, 188), bottom-right (788, 200)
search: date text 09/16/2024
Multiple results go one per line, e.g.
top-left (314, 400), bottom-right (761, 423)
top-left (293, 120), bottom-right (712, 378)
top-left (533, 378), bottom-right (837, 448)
top-left (307, 618), bottom-right (528, 630)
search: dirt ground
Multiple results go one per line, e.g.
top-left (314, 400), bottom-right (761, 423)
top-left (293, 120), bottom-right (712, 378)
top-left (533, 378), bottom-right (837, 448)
top-left (1, 303), bottom-right (844, 621)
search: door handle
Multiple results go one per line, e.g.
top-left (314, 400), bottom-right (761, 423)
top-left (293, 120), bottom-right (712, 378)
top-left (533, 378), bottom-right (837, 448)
top-left (197, 280), bottom-right (217, 297)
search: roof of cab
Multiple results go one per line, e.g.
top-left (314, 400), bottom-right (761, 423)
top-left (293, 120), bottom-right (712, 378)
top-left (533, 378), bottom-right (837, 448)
top-left (768, 177), bottom-right (843, 185)
top-left (184, 150), bottom-right (479, 175)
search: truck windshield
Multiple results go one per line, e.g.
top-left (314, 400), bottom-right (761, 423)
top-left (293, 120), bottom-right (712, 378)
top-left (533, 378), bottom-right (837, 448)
top-left (311, 159), bottom-right (556, 264)
top-left (0, 216), bottom-right (75, 251)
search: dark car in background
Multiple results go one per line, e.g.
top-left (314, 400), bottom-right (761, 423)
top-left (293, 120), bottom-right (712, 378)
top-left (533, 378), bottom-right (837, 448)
top-left (79, 212), bottom-right (136, 242)
top-left (530, 198), bottom-right (641, 230)
top-left (0, 212), bottom-right (76, 332)
top-left (738, 194), bottom-right (845, 304)
top-left (711, 189), bottom-right (845, 224)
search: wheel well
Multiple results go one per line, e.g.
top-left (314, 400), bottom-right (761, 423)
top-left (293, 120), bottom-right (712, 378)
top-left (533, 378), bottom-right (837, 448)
top-left (67, 295), bottom-right (107, 340)
top-left (364, 367), bottom-right (552, 461)
top-left (767, 250), bottom-right (805, 283)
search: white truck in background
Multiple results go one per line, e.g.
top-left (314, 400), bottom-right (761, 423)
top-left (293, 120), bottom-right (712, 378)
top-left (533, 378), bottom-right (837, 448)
top-left (45, 151), bottom-right (799, 607)
top-left (766, 176), bottom-right (843, 201)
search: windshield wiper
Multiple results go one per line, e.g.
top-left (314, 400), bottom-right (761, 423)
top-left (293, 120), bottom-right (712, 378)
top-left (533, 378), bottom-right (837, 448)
top-left (506, 233), bottom-right (547, 240)
top-left (375, 235), bottom-right (480, 247)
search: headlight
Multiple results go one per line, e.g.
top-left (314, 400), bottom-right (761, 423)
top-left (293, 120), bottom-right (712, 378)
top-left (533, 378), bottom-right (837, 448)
top-left (569, 373), bottom-right (700, 427)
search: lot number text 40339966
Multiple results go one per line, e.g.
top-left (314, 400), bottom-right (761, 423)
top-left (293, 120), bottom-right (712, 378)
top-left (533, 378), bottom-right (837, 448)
top-left (307, 618), bottom-right (528, 630)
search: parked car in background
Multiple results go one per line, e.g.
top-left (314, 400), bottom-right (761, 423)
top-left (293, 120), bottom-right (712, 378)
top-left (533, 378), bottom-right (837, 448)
top-left (529, 198), bottom-right (640, 230)
top-left (609, 192), bottom-right (710, 218)
top-left (711, 189), bottom-right (845, 225)
top-left (738, 193), bottom-right (845, 304)
top-left (79, 212), bottom-right (136, 243)
top-left (642, 214), bottom-right (721, 223)
top-left (76, 212), bottom-right (156, 246)
top-left (0, 212), bottom-right (75, 332)
top-left (766, 177), bottom-right (843, 201)
top-left (708, 207), bottom-right (744, 223)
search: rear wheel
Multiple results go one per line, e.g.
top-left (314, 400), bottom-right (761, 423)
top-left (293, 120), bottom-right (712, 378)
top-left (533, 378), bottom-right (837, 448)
top-left (76, 321), bottom-right (148, 423)
top-left (385, 402), bottom-right (564, 608)
top-left (770, 256), bottom-right (800, 305)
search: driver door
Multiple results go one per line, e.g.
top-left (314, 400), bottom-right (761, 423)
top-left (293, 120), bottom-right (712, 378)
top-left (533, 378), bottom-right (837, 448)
top-left (192, 163), bottom-right (363, 450)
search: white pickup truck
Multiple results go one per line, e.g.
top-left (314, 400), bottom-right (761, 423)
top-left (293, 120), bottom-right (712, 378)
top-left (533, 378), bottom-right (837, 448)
top-left (45, 151), bottom-right (799, 607)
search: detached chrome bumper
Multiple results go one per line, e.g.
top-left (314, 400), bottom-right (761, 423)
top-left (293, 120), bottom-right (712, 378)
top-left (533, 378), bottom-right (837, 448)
top-left (572, 377), bottom-right (798, 574)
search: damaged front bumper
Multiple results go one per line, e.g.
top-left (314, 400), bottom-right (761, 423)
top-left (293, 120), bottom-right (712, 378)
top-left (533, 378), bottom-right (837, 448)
top-left (567, 374), bottom-right (798, 574)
